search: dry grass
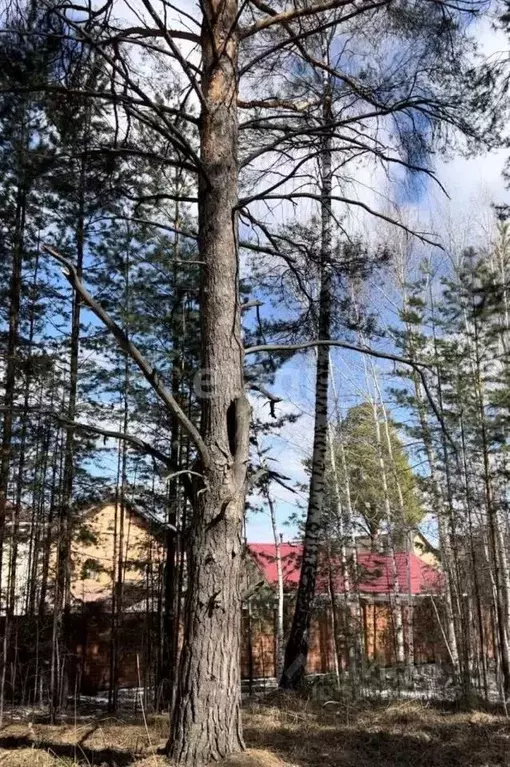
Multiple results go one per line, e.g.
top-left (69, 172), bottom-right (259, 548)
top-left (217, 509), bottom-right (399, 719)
top-left (243, 696), bottom-right (510, 767)
top-left (222, 748), bottom-right (291, 767)
top-left (0, 698), bottom-right (508, 766)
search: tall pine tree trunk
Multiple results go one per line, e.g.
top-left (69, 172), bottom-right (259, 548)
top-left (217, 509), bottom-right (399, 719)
top-left (49, 151), bottom-right (85, 720)
top-left (0, 174), bottom-right (25, 723)
top-left (167, 1), bottom-right (250, 759)
top-left (160, 194), bottom-right (184, 709)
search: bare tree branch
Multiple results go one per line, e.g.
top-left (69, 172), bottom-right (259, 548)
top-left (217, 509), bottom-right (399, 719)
top-left (104, 25), bottom-right (201, 44)
top-left (99, 214), bottom-right (289, 260)
top-left (241, 299), bottom-right (264, 311)
top-left (139, 0), bottom-right (207, 109)
top-left (244, 338), bottom-right (456, 448)
top-left (84, 146), bottom-right (199, 174)
top-left (97, 215), bottom-right (199, 240)
top-left (0, 405), bottom-right (198, 500)
top-left (238, 98), bottom-right (317, 112)
top-left (0, 85), bottom-right (200, 126)
top-left (240, 0), bottom-right (388, 74)
top-left (239, 192), bottom-right (442, 248)
top-left (41, 244), bottom-right (211, 467)
top-left (247, 382), bottom-right (281, 418)
top-left (241, 0), bottom-right (390, 38)
top-left (40, 0), bottom-right (207, 178)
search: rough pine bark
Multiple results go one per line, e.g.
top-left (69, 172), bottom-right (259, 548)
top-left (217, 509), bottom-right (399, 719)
top-left (166, 0), bottom-right (250, 760)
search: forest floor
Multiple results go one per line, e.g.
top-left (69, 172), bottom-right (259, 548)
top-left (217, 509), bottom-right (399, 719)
top-left (0, 695), bottom-right (509, 766)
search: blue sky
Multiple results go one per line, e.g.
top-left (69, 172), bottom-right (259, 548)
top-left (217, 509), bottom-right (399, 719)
top-left (39, 1), bottom-right (510, 543)
top-left (245, 12), bottom-right (510, 543)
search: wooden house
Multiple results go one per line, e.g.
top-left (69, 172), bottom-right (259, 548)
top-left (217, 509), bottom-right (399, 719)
top-left (68, 518), bottom-right (447, 691)
top-left (242, 539), bottom-right (447, 679)
top-left (3, 498), bottom-right (450, 695)
top-left (65, 500), bottom-right (165, 610)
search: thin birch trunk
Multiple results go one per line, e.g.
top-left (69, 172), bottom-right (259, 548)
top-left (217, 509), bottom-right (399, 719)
top-left (254, 437), bottom-right (285, 680)
top-left (161, 188), bottom-right (184, 710)
top-left (326, 541), bottom-right (341, 686)
top-left (326, 417), bottom-right (358, 680)
top-left (471, 306), bottom-right (510, 696)
top-left (268, 500), bottom-right (284, 681)
top-left (425, 270), bottom-right (469, 687)
top-left (330, 366), bottom-right (365, 681)
top-left (459, 412), bottom-right (489, 699)
top-left (281, 68), bottom-right (333, 689)
top-left (393, 245), bottom-right (462, 677)
top-left (413, 374), bottom-right (461, 676)
top-left (371, 366), bottom-right (414, 666)
top-left (367, 391), bottom-right (405, 665)
top-left (108, 443), bottom-right (121, 713)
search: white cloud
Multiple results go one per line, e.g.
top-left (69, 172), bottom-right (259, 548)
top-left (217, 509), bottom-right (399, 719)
top-left (246, 14), bottom-right (510, 543)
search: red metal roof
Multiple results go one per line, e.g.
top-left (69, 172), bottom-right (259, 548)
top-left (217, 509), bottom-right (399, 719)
top-left (247, 543), bottom-right (442, 596)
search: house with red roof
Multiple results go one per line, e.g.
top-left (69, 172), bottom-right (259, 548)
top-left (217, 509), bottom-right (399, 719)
top-left (241, 538), bottom-right (447, 680)
top-left (247, 542), bottom-right (443, 596)
top-left (2, 497), bottom-right (450, 696)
